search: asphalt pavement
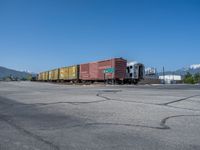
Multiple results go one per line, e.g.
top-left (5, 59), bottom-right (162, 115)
top-left (0, 81), bottom-right (200, 150)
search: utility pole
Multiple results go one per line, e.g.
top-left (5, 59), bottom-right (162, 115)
top-left (104, 71), bottom-right (106, 84)
top-left (112, 58), bottom-right (114, 85)
top-left (163, 66), bottom-right (165, 84)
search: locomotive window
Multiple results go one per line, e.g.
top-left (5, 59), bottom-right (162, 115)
top-left (130, 66), bottom-right (133, 69)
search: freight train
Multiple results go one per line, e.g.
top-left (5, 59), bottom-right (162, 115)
top-left (37, 58), bottom-right (144, 84)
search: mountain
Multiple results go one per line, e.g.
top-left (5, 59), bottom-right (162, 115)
top-left (190, 64), bottom-right (200, 69)
top-left (0, 66), bottom-right (34, 80)
top-left (158, 64), bottom-right (200, 76)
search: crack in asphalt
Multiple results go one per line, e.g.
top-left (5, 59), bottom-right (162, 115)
top-left (160, 95), bottom-right (200, 105)
top-left (67, 115), bottom-right (200, 130)
top-left (68, 122), bottom-right (164, 130)
top-left (0, 115), bottom-right (60, 150)
top-left (96, 91), bottom-right (158, 105)
top-left (97, 92), bottom-right (200, 112)
top-left (4, 90), bottom-right (197, 110)
top-left (0, 94), bottom-right (110, 108)
top-left (1, 89), bottom-right (200, 145)
top-left (160, 115), bottom-right (200, 129)
top-left (28, 91), bottom-right (118, 106)
top-left (92, 92), bottom-right (200, 130)
top-left (33, 98), bottom-right (108, 106)
top-left (96, 93), bottom-right (112, 100)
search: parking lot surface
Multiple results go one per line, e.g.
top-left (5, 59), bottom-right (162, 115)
top-left (0, 81), bottom-right (200, 150)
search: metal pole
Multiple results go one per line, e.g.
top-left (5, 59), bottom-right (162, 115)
top-left (112, 58), bottom-right (114, 85)
top-left (163, 66), bottom-right (165, 84)
top-left (104, 72), bottom-right (106, 84)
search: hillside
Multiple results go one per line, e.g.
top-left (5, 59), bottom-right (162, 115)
top-left (0, 66), bottom-right (33, 80)
top-left (158, 64), bottom-right (200, 76)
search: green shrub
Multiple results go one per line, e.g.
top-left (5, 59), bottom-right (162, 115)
top-left (183, 72), bottom-right (200, 84)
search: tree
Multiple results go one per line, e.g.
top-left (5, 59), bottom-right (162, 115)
top-left (21, 75), bottom-right (33, 81)
top-left (185, 72), bottom-right (192, 78)
top-left (194, 73), bottom-right (200, 83)
top-left (183, 72), bottom-right (200, 84)
top-left (183, 72), bottom-right (195, 84)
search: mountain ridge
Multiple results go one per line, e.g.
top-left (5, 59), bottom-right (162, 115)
top-left (158, 64), bottom-right (200, 76)
top-left (0, 66), bottom-right (33, 80)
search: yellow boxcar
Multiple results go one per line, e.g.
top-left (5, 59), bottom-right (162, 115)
top-left (42, 72), bottom-right (45, 81)
top-left (59, 67), bottom-right (69, 80)
top-left (38, 73), bottom-right (42, 80)
top-left (44, 71), bottom-right (49, 81)
top-left (49, 70), bottom-right (52, 80)
top-left (49, 69), bottom-right (59, 80)
top-left (68, 65), bottom-right (78, 80)
top-left (39, 65), bottom-right (78, 81)
top-left (59, 65), bottom-right (78, 80)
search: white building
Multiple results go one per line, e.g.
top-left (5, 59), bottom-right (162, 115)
top-left (159, 75), bottom-right (182, 84)
top-left (145, 67), bottom-right (158, 79)
top-left (145, 67), bottom-right (157, 75)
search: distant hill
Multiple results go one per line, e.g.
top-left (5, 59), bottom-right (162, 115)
top-left (0, 66), bottom-right (34, 80)
top-left (158, 64), bottom-right (200, 76)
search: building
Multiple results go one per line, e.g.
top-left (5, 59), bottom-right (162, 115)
top-left (145, 67), bottom-right (157, 76)
top-left (145, 67), bottom-right (158, 79)
top-left (159, 75), bottom-right (182, 84)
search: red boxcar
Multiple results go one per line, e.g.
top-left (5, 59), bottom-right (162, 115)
top-left (79, 58), bottom-right (127, 81)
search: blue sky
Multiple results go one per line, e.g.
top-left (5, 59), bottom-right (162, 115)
top-left (0, 0), bottom-right (200, 73)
